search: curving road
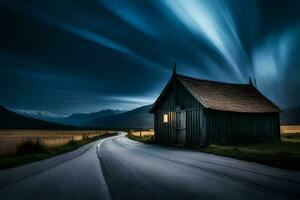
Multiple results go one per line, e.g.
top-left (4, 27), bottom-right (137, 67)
top-left (0, 132), bottom-right (299, 200)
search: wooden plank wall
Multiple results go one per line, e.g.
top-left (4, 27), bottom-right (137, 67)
top-left (185, 109), bottom-right (202, 146)
top-left (206, 110), bottom-right (280, 144)
top-left (154, 80), bottom-right (204, 146)
top-left (159, 84), bottom-right (175, 111)
top-left (176, 81), bottom-right (202, 109)
top-left (154, 112), bottom-right (176, 145)
top-left (156, 80), bottom-right (202, 111)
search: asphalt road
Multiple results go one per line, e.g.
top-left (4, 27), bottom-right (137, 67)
top-left (0, 132), bottom-right (299, 200)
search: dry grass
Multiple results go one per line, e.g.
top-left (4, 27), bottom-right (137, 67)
top-left (127, 130), bottom-right (155, 144)
top-left (0, 130), bottom-right (114, 157)
top-left (130, 130), bottom-right (154, 137)
top-left (281, 125), bottom-right (300, 134)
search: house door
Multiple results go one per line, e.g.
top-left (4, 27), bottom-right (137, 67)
top-left (176, 111), bottom-right (186, 146)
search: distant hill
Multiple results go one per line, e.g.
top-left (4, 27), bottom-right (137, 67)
top-left (13, 110), bottom-right (66, 124)
top-left (0, 106), bottom-right (73, 129)
top-left (82, 105), bottom-right (153, 129)
top-left (280, 106), bottom-right (300, 125)
top-left (60, 109), bottom-right (127, 126)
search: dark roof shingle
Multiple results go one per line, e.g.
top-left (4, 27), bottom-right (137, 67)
top-left (177, 75), bottom-right (281, 113)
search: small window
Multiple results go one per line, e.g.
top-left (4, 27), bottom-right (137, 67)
top-left (163, 114), bottom-right (168, 123)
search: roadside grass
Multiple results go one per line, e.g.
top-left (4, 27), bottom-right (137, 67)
top-left (127, 132), bottom-right (155, 144)
top-left (0, 133), bottom-right (116, 170)
top-left (196, 136), bottom-right (300, 171)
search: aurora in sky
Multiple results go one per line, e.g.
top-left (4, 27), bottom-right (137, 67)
top-left (0, 0), bottom-right (299, 115)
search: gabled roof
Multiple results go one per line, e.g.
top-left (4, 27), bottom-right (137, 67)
top-left (149, 74), bottom-right (281, 113)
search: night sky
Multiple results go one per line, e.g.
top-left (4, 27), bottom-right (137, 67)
top-left (1, 0), bottom-right (300, 116)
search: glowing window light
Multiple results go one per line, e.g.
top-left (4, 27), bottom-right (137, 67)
top-left (163, 114), bottom-right (168, 123)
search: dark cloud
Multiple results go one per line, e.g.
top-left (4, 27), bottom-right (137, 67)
top-left (0, 0), bottom-right (299, 114)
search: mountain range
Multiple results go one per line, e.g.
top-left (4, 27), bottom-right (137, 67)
top-left (82, 105), bottom-right (153, 129)
top-left (1, 105), bottom-right (154, 129)
top-left (0, 106), bottom-right (72, 129)
top-left (59, 109), bottom-right (127, 126)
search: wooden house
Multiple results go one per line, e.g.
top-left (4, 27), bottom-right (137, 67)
top-left (149, 67), bottom-right (281, 146)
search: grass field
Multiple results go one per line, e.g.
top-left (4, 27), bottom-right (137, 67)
top-left (0, 130), bottom-right (114, 157)
top-left (0, 130), bottom-right (116, 170)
